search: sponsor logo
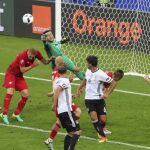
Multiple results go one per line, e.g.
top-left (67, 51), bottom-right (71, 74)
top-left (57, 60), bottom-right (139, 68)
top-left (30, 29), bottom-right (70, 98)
top-left (72, 10), bottom-right (142, 44)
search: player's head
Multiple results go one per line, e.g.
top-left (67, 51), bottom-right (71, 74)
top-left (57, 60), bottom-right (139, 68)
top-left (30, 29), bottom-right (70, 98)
top-left (58, 66), bottom-right (67, 75)
top-left (86, 55), bottom-right (98, 69)
top-left (113, 69), bottom-right (124, 81)
top-left (55, 56), bottom-right (64, 68)
top-left (27, 48), bottom-right (37, 60)
top-left (42, 30), bottom-right (54, 42)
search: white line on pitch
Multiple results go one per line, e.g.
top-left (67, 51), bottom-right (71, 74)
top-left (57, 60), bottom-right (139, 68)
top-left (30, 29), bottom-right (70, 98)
top-left (0, 73), bottom-right (150, 97)
top-left (0, 123), bottom-right (150, 150)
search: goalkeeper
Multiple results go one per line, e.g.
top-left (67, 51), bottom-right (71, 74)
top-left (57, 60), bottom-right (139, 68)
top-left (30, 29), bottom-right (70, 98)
top-left (41, 30), bottom-right (84, 80)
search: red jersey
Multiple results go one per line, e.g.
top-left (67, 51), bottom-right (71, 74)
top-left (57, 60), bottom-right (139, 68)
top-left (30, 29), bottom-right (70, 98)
top-left (52, 67), bottom-right (60, 82)
top-left (8, 49), bottom-right (43, 77)
top-left (104, 71), bottom-right (113, 88)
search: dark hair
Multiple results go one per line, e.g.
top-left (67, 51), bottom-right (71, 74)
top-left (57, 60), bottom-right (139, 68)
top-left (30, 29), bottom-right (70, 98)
top-left (43, 29), bottom-right (51, 34)
top-left (58, 66), bottom-right (67, 74)
top-left (86, 55), bottom-right (98, 67)
top-left (114, 69), bottom-right (124, 79)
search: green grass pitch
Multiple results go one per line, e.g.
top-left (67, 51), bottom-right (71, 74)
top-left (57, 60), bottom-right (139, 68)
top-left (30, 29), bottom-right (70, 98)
top-left (0, 35), bottom-right (150, 150)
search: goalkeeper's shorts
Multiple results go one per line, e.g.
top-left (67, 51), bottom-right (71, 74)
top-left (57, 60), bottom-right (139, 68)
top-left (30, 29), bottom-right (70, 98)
top-left (62, 55), bottom-right (75, 71)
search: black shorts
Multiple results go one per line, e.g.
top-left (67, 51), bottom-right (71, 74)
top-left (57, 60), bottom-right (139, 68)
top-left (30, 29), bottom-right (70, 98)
top-left (58, 111), bottom-right (80, 133)
top-left (85, 99), bottom-right (106, 115)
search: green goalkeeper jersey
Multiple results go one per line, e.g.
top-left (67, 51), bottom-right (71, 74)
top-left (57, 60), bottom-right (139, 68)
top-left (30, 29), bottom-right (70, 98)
top-left (44, 40), bottom-right (64, 57)
top-left (43, 39), bottom-right (85, 80)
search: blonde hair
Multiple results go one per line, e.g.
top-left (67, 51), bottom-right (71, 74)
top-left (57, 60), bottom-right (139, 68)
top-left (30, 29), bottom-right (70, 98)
top-left (55, 56), bottom-right (64, 67)
top-left (28, 48), bottom-right (37, 56)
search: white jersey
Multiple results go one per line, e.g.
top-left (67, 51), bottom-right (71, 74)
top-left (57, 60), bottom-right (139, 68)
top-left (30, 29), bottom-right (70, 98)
top-left (85, 68), bottom-right (113, 100)
top-left (54, 77), bottom-right (72, 114)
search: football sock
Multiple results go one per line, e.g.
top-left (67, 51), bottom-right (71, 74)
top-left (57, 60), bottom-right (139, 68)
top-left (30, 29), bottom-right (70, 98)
top-left (93, 120), bottom-right (106, 137)
top-left (69, 134), bottom-right (80, 150)
top-left (101, 122), bottom-right (106, 129)
top-left (64, 134), bottom-right (72, 150)
top-left (50, 123), bottom-right (61, 140)
top-left (3, 93), bottom-right (13, 115)
top-left (14, 96), bottom-right (28, 115)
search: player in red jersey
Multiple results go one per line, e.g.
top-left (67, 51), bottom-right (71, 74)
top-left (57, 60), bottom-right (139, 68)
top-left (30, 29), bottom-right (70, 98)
top-left (44, 56), bottom-right (81, 150)
top-left (0, 48), bottom-right (54, 124)
top-left (100, 69), bottom-right (124, 135)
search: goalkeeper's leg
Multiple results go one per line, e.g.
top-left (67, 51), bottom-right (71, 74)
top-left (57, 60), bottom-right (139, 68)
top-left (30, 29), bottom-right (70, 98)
top-left (63, 55), bottom-right (84, 80)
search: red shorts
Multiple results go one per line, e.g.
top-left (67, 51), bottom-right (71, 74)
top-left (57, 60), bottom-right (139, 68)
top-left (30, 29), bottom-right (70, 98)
top-left (3, 70), bottom-right (28, 91)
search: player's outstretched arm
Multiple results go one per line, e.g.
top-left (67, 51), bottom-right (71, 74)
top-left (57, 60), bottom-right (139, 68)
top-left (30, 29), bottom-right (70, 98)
top-left (103, 80), bottom-right (116, 99)
top-left (20, 60), bottom-right (40, 73)
top-left (40, 56), bottom-right (55, 65)
top-left (52, 86), bottom-right (63, 111)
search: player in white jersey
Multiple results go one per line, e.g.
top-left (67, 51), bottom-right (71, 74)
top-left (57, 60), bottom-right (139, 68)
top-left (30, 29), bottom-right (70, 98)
top-left (52, 66), bottom-right (81, 150)
top-left (77, 55), bottom-right (116, 143)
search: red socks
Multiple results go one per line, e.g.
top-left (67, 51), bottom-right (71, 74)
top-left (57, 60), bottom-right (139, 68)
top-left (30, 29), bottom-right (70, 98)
top-left (50, 123), bottom-right (61, 140)
top-left (14, 96), bottom-right (28, 115)
top-left (3, 93), bottom-right (13, 115)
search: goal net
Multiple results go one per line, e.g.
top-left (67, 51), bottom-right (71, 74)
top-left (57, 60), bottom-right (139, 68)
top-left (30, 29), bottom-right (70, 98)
top-left (59, 0), bottom-right (150, 76)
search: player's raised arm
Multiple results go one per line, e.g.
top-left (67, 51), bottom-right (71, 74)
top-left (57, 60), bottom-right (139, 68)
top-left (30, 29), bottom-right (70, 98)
top-left (40, 56), bottom-right (55, 65)
top-left (20, 60), bottom-right (40, 73)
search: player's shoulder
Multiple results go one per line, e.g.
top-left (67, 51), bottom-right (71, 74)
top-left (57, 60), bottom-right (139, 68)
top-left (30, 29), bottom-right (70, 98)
top-left (56, 77), bottom-right (69, 85)
top-left (17, 49), bottom-right (28, 59)
top-left (96, 69), bottom-right (111, 78)
top-left (85, 69), bottom-right (91, 74)
top-left (96, 68), bottom-right (106, 75)
top-left (35, 49), bottom-right (41, 54)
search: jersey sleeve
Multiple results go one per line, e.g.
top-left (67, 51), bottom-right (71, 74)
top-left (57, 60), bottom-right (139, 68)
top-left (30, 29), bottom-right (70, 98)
top-left (36, 51), bottom-right (44, 60)
top-left (99, 71), bottom-right (113, 83)
top-left (105, 71), bottom-right (113, 78)
top-left (71, 103), bottom-right (78, 111)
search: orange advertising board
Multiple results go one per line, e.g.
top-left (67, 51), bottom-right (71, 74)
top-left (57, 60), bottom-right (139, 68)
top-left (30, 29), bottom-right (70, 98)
top-left (32, 5), bottom-right (51, 34)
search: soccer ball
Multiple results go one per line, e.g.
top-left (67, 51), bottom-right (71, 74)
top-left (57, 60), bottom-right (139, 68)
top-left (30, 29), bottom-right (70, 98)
top-left (22, 13), bottom-right (34, 24)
